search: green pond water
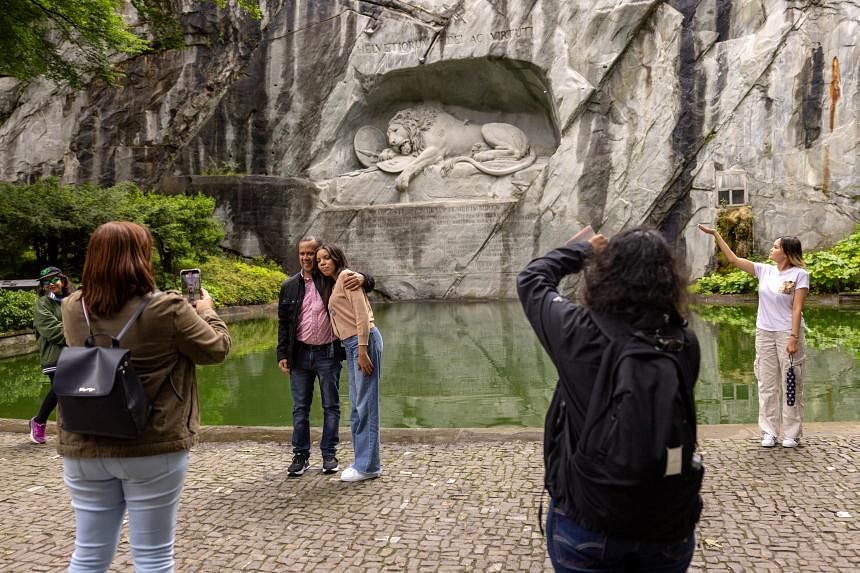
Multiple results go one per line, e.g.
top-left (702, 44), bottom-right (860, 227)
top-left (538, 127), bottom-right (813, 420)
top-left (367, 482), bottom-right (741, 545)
top-left (1, 302), bottom-right (857, 428)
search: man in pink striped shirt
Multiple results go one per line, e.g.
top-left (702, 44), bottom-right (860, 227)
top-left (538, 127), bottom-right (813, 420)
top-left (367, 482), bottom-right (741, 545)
top-left (276, 237), bottom-right (374, 476)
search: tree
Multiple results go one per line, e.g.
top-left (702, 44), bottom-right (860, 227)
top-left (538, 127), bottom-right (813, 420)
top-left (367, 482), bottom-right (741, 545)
top-left (0, 0), bottom-right (260, 87)
top-left (0, 0), bottom-right (148, 87)
top-left (0, 178), bottom-right (224, 280)
top-left (118, 186), bottom-right (225, 276)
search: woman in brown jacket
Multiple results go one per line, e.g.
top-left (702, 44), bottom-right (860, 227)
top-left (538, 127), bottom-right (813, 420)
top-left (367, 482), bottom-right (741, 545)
top-left (59, 221), bottom-right (231, 573)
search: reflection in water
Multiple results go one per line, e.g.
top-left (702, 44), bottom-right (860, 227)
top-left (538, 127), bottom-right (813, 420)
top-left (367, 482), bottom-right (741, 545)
top-left (0, 303), bottom-right (857, 427)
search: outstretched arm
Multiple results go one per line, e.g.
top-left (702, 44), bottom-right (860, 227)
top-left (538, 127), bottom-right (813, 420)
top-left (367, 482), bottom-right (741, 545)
top-left (698, 225), bottom-right (755, 275)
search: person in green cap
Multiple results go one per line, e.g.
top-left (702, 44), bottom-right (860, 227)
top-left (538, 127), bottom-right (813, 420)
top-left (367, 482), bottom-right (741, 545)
top-left (28, 266), bottom-right (72, 444)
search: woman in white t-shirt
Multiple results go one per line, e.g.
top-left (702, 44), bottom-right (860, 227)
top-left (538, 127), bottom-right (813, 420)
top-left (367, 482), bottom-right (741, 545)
top-left (699, 225), bottom-right (809, 448)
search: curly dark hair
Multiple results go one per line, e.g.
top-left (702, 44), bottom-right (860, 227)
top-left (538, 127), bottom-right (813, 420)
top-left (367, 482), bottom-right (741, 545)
top-left (583, 227), bottom-right (688, 319)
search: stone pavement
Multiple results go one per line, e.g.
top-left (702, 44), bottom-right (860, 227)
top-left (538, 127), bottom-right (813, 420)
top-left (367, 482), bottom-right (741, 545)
top-left (0, 422), bottom-right (857, 572)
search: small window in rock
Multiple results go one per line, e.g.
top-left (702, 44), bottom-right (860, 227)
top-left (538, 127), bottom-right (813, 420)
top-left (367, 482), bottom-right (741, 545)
top-left (715, 168), bottom-right (747, 206)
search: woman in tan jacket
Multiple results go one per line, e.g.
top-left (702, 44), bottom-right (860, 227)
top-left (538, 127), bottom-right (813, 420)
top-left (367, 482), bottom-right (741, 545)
top-left (317, 243), bottom-right (383, 482)
top-left (59, 221), bottom-right (231, 572)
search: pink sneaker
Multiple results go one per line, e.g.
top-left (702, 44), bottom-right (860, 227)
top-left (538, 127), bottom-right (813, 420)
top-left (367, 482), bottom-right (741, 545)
top-left (28, 417), bottom-right (47, 444)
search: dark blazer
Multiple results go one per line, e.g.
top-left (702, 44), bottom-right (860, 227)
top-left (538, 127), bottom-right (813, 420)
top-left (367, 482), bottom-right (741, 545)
top-left (277, 271), bottom-right (374, 366)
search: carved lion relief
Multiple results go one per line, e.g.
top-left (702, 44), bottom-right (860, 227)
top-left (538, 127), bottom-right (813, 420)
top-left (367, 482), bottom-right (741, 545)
top-left (354, 103), bottom-right (536, 192)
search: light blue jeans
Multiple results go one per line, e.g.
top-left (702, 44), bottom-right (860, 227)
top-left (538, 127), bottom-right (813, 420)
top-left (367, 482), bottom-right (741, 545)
top-left (63, 451), bottom-right (190, 573)
top-left (342, 328), bottom-right (383, 474)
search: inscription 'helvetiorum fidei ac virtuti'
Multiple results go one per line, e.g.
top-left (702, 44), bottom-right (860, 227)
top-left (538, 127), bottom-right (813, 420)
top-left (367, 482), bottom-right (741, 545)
top-left (357, 26), bottom-right (534, 55)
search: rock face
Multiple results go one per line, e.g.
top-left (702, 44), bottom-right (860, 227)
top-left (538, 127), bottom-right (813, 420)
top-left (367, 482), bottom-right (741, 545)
top-left (1, 1), bottom-right (857, 299)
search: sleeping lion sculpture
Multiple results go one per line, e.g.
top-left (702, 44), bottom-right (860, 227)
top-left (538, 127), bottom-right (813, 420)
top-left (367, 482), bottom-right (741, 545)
top-left (375, 104), bottom-right (536, 192)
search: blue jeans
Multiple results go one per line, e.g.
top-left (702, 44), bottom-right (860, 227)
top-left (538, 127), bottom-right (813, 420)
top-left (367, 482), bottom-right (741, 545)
top-left (546, 500), bottom-right (695, 572)
top-left (290, 344), bottom-right (342, 456)
top-left (63, 451), bottom-right (190, 573)
top-left (342, 328), bottom-right (383, 474)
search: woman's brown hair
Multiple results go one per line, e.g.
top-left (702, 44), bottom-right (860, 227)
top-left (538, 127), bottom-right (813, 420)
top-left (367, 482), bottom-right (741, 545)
top-left (779, 236), bottom-right (805, 268)
top-left (81, 221), bottom-right (156, 316)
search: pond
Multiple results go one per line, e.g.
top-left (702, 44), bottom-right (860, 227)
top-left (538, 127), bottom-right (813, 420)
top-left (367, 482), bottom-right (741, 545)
top-left (0, 302), bottom-right (857, 428)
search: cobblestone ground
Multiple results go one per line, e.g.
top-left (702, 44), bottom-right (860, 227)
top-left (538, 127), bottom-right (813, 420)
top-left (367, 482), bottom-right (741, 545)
top-left (0, 428), bottom-right (857, 572)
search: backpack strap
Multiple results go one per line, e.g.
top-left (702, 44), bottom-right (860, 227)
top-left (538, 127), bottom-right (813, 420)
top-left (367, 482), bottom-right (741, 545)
top-left (591, 310), bottom-right (699, 444)
top-left (81, 292), bottom-right (163, 345)
top-left (116, 295), bottom-right (156, 341)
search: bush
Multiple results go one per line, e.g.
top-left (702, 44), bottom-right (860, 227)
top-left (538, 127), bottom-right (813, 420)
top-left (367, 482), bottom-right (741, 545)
top-left (0, 289), bottom-right (36, 333)
top-left (0, 178), bottom-right (224, 280)
top-left (693, 270), bottom-right (757, 295)
top-left (0, 256), bottom-right (287, 334)
top-left (806, 227), bottom-right (860, 293)
top-left (196, 256), bottom-right (287, 307)
top-left (695, 226), bottom-right (860, 295)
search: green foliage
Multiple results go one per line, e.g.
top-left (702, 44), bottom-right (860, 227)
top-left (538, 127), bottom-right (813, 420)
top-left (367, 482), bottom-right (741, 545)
top-left (195, 256), bottom-right (286, 307)
top-left (0, 255), bottom-right (286, 333)
top-left (0, 0), bottom-right (148, 87)
top-left (693, 270), bottom-right (757, 295)
top-left (716, 205), bottom-right (753, 263)
top-left (806, 227), bottom-right (860, 293)
top-left (119, 188), bottom-right (224, 276)
top-left (0, 290), bottom-right (36, 333)
top-left (0, 178), bottom-right (119, 276)
top-left (0, 353), bottom-right (45, 406)
top-left (0, 0), bottom-right (260, 87)
top-left (212, 0), bottom-right (262, 20)
top-left (692, 304), bottom-right (757, 335)
top-left (0, 178), bottom-right (223, 279)
top-left (132, 0), bottom-right (184, 50)
top-left (694, 304), bottom-right (860, 359)
top-left (803, 307), bottom-right (860, 358)
top-left (222, 317), bottom-right (279, 359)
top-left (201, 160), bottom-right (243, 176)
top-left (695, 226), bottom-right (860, 295)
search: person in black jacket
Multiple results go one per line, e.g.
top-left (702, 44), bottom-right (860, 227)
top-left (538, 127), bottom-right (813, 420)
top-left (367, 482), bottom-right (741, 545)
top-left (518, 227), bottom-right (702, 573)
top-left (276, 236), bottom-right (374, 477)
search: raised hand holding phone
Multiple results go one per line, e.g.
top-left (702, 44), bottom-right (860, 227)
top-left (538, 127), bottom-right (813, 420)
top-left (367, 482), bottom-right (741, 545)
top-left (179, 268), bottom-right (201, 304)
top-left (566, 225), bottom-right (594, 245)
top-left (569, 225), bottom-right (595, 243)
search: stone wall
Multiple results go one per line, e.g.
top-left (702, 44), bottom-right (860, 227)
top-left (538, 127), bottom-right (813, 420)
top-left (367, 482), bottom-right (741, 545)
top-left (0, 332), bottom-right (36, 359)
top-left (1, 1), bottom-right (857, 299)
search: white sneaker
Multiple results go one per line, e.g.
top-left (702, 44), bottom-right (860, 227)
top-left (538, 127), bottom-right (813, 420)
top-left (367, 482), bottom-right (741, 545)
top-left (761, 434), bottom-right (776, 448)
top-left (340, 466), bottom-right (380, 482)
top-left (782, 437), bottom-right (799, 448)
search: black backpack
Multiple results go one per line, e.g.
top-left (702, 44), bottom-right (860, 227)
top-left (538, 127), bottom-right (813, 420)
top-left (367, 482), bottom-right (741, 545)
top-left (543, 313), bottom-right (704, 542)
top-left (53, 295), bottom-right (157, 439)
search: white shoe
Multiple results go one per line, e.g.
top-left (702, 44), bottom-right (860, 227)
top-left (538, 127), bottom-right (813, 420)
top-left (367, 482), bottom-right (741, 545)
top-left (782, 437), bottom-right (799, 448)
top-left (340, 466), bottom-right (380, 482)
top-left (761, 434), bottom-right (776, 448)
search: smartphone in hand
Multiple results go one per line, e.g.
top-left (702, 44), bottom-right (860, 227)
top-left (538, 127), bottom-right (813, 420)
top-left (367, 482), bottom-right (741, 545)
top-left (179, 268), bottom-right (201, 303)
top-left (565, 225), bottom-right (595, 245)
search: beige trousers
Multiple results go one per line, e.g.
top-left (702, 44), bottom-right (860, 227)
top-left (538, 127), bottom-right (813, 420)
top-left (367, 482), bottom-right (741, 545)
top-left (754, 328), bottom-right (806, 439)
